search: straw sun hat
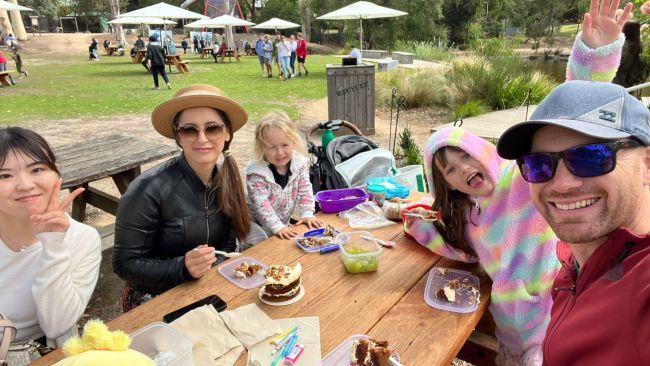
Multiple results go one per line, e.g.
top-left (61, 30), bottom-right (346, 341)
top-left (151, 84), bottom-right (248, 139)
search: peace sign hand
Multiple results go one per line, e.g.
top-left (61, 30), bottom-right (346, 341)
top-left (30, 179), bottom-right (85, 234)
top-left (582, 0), bottom-right (633, 49)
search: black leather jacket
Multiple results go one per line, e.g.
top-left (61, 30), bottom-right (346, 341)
top-left (113, 154), bottom-right (236, 295)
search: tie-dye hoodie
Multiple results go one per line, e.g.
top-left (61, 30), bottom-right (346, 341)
top-left (404, 127), bottom-right (561, 364)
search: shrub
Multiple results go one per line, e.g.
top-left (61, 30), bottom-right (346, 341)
top-left (446, 54), bottom-right (555, 111)
top-left (451, 99), bottom-right (490, 121)
top-left (395, 39), bottom-right (455, 62)
top-left (376, 68), bottom-right (447, 108)
top-left (398, 127), bottom-right (423, 166)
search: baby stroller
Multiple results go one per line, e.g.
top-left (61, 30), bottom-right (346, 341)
top-left (306, 120), bottom-right (396, 196)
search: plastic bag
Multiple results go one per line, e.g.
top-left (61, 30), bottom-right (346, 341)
top-left (339, 201), bottom-right (396, 229)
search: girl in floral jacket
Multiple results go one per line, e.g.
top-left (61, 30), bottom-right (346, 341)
top-left (245, 111), bottom-right (322, 244)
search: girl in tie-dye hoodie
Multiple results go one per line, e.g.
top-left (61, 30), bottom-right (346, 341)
top-left (404, 16), bottom-right (626, 364)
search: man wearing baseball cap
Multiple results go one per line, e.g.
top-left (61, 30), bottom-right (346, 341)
top-left (497, 80), bottom-right (650, 365)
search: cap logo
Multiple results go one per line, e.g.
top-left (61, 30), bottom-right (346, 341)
top-left (599, 109), bottom-right (616, 123)
top-left (577, 97), bottom-right (624, 129)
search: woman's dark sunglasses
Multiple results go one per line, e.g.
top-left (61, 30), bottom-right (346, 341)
top-left (516, 140), bottom-right (641, 183)
top-left (176, 123), bottom-right (225, 141)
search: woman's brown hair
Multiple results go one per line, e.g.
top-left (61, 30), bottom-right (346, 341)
top-left (430, 146), bottom-right (477, 257)
top-left (173, 109), bottom-right (251, 242)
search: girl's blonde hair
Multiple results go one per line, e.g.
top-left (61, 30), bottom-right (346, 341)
top-left (254, 111), bottom-right (306, 161)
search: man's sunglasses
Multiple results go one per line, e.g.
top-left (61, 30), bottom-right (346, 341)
top-left (516, 140), bottom-right (641, 183)
top-left (176, 123), bottom-right (226, 141)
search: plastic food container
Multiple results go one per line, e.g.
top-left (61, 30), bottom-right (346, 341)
top-left (315, 188), bottom-right (369, 213)
top-left (367, 184), bottom-right (387, 207)
top-left (366, 176), bottom-right (410, 199)
top-left (393, 165), bottom-right (427, 192)
top-left (336, 231), bottom-right (382, 273)
top-left (320, 334), bottom-right (401, 366)
top-left (424, 267), bottom-right (480, 313)
top-left (217, 256), bottom-right (268, 289)
top-left (130, 322), bottom-right (193, 366)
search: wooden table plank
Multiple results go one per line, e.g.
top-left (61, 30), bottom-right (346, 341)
top-left (368, 257), bottom-right (491, 366)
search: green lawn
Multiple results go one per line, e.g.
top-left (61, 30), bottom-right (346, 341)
top-left (557, 24), bottom-right (580, 38)
top-left (0, 53), bottom-right (340, 124)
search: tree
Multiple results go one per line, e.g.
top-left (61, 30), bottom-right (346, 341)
top-left (258, 0), bottom-right (301, 26)
top-left (21, 0), bottom-right (61, 16)
top-left (442, 0), bottom-right (482, 46)
top-left (298, 0), bottom-right (313, 41)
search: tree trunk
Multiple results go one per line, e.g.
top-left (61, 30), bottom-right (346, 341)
top-left (298, 0), bottom-right (312, 42)
top-left (7, 0), bottom-right (27, 40)
top-left (108, 0), bottom-right (126, 46)
top-left (0, 10), bottom-right (14, 42)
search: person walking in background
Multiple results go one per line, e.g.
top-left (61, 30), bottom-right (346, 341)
top-left (181, 37), bottom-right (188, 54)
top-left (278, 35), bottom-right (292, 81)
top-left (193, 36), bottom-right (199, 54)
top-left (199, 37), bottom-right (205, 53)
top-left (289, 34), bottom-right (297, 77)
top-left (613, 21), bottom-right (648, 89)
top-left (296, 32), bottom-right (308, 77)
top-left (263, 34), bottom-right (273, 78)
top-left (11, 47), bottom-right (27, 78)
top-left (146, 35), bottom-right (171, 90)
top-left (272, 34), bottom-right (282, 79)
top-left (89, 38), bottom-right (99, 61)
top-left (255, 34), bottom-right (265, 76)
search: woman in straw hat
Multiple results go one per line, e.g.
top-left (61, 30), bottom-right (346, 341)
top-left (112, 84), bottom-right (250, 312)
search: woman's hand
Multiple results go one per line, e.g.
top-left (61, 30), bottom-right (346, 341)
top-left (582, 0), bottom-right (633, 49)
top-left (184, 244), bottom-right (216, 279)
top-left (296, 216), bottom-right (323, 229)
top-left (276, 226), bottom-right (298, 240)
top-left (30, 179), bottom-right (84, 234)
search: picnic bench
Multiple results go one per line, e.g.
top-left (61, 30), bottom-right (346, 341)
top-left (0, 70), bottom-right (14, 86)
top-left (33, 191), bottom-right (494, 366)
top-left (165, 54), bottom-right (190, 74)
top-left (362, 49), bottom-right (389, 59)
top-left (215, 48), bottom-right (241, 63)
top-left (392, 51), bottom-right (414, 64)
top-left (199, 47), bottom-right (214, 59)
top-left (56, 134), bottom-right (178, 223)
top-left (132, 49), bottom-right (146, 64)
top-left (105, 45), bottom-right (124, 56)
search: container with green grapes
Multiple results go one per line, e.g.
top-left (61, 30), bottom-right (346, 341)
top-left (336, 231), bottom-right (382, 274)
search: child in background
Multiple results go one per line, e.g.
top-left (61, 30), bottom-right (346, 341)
top-left (11, 47), bottom-right (27, 78)
top-left (0, 50), bottom-right (16, 85)
top-left (245, 111), bottom-right (322, 245)
top-left (181, 37), bottom-right (188, 54)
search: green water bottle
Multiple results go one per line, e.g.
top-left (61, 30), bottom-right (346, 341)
top-left (322, 128), bottom-right (335, 149)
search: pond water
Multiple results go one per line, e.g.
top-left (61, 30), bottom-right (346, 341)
top-left (527, 59), bottom-right (568, 83)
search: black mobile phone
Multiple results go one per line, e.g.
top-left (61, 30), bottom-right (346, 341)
top-left (162, 295), bottom-right (227, 323)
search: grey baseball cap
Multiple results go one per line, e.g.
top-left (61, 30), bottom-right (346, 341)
top-left (497, 80), bottom-right (650, 159)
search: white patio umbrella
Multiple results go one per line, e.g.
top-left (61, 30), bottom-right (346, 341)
top-left (120, 2), bottom-right (205, 47)
top-left (252, 17), bottom-right (300, 34)
top-left (186, 14), bottom-right (253, 48)
top-left (0, 0), bottom-right (31, 11)
top-left (109, 16), bottom-right (176, 41)
top-left (317, 1), bottom-right (407, 52)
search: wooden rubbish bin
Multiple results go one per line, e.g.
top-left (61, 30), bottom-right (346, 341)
top-left (326, 64), bottom-right (375, 135)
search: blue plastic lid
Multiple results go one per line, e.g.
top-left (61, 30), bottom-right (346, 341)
top-left (366, 176), bottom-right (410, 199)
top-left (367, 184), bottom-right (387, 194)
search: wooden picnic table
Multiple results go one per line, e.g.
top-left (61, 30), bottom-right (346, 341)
top-left (215, 48), bottom-right (241, 63)
top-left (0, 70), bottom-right (14, 86)
top-left (105, 45), bottom-right (123, 56)
top-left (32, 192), bottom-right (491, 365)
top-left (165, 54), bottom-right (190, 74)
top-left (56, 134), bottom-right (178, 223)
top-left (200, 47), bottom-right (214, 59)
top-left (132, 49), bottom-right (146, 64)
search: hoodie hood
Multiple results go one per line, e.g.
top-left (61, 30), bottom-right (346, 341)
top-left (244, 152), bottom-right (309, 183)
top-left (424, 127), bottom-right (504, 197)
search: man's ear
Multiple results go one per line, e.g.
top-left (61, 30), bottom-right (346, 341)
top-left (643, 146), bottom-right (650, 186)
